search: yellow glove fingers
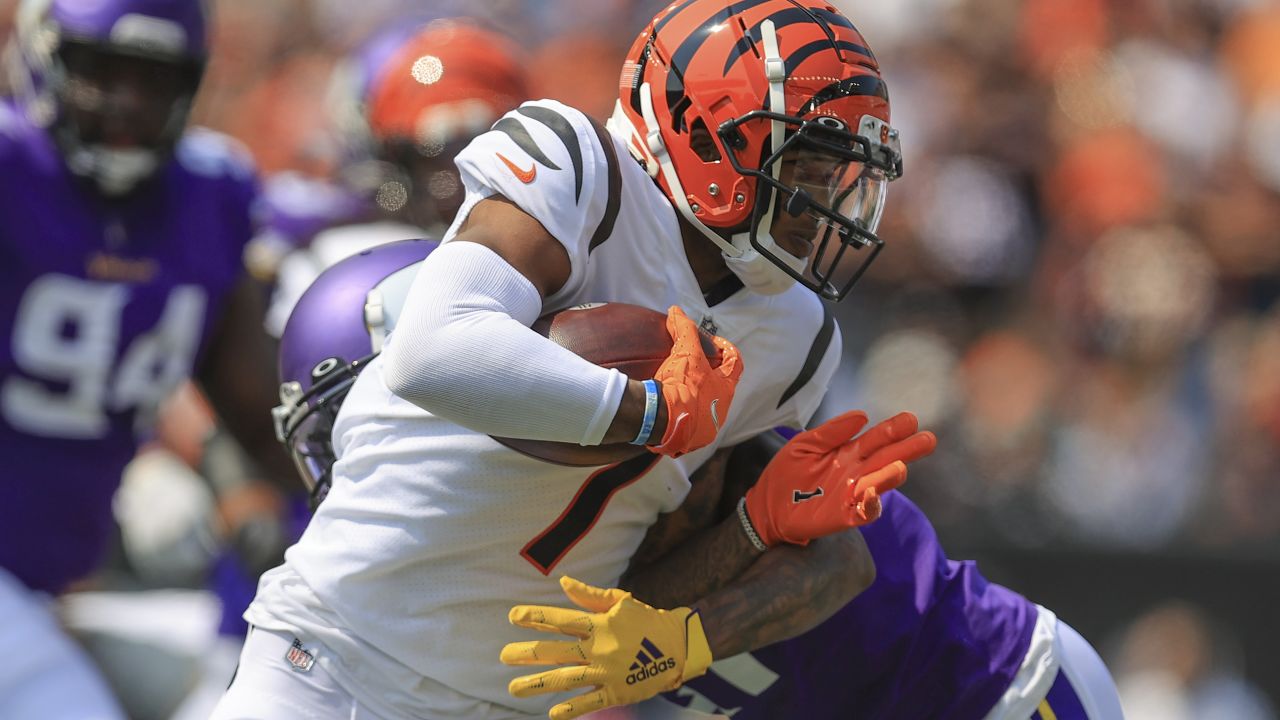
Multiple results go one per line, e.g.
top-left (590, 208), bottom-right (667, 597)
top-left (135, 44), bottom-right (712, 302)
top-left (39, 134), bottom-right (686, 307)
top-left (549, 689), bottom-right (609, 720)
top-left (508, 604), bottom-right (596, 638)
top-left (559, 575), bottom-right (628, 613)
top-left (499, 639), bottom-right (587, 666)
top-left (508, 665), bottom-right (606, 698)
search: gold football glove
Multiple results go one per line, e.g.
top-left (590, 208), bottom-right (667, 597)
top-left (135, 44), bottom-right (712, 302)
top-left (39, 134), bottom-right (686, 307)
top-left (500, 576), bottom-right (713, 720)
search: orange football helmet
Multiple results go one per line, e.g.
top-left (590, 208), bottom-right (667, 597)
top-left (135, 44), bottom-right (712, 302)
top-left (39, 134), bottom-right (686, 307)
top-left (362, 19), bottom-right (529, 231)
top-left (366, 20), bottom-right (529, 145)
top-left (609, 0), bottom-right (902, 300)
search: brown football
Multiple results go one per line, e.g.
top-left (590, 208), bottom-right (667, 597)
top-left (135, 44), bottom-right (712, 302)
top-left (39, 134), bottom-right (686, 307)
top-left (492, 302), bottom-right (721, 466)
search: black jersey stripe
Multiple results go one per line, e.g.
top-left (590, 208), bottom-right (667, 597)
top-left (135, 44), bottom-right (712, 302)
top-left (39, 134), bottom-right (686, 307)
top-left (521, 453), bottom-right (660, 574)
top-left (703, 274), bottom-right (744, 307)
top-left (492, 116), bottom-right (561, 171)
top-left (777, 304), bottom-right (835, 409)
top-left (517, 105), bottom-right (584, 203)
top-left (585, 116), bottom-right (622, 251)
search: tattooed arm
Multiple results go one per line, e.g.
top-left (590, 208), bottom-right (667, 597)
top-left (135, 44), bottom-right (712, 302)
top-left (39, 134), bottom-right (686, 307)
top-left (694, 530), bottom-right (870, 659)
top-left (619, 431), bottom-right (875, 658)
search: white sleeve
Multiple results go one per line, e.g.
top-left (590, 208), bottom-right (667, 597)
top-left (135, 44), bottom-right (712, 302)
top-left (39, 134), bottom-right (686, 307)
top-left (381, 241), bottom-right (628, 445)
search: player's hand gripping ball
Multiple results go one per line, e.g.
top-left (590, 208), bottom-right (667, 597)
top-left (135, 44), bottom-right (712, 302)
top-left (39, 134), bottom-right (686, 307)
top-left (647, 306), bottom-right (743, 458)
top-left (492, 303), bottom-right (736, 465)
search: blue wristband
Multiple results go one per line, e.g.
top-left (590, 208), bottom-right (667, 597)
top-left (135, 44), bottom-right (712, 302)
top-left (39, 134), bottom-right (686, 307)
top-left (631, 379), bottom-right (660, 445)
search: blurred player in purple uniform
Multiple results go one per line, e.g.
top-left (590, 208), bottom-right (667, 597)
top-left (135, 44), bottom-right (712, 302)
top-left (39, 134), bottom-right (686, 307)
top-left (0, 0), bottom-right (290, 717)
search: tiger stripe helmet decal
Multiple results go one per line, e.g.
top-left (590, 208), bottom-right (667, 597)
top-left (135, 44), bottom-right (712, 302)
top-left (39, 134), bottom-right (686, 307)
top-left (611, 0), bottom-right (903, 301)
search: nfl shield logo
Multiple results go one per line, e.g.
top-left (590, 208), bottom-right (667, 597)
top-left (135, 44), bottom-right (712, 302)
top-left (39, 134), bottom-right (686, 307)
top-left (285, 638), bottom-right (316, 672)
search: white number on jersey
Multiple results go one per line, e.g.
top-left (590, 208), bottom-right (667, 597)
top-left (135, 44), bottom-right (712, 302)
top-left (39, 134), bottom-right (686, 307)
top-left (2, 274), bottom-right (208, 439)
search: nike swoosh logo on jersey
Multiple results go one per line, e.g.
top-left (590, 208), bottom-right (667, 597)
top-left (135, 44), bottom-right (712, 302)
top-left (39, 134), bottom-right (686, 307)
top-left (710, 399), bottom-right (722, 431)
top-left (496, 153), bottom-right (536, 183)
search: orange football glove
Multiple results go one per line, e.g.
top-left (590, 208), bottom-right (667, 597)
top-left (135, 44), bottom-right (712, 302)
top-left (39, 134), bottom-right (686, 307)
top-left (743, 410), bottom-right (937, 546)
top-left (649, 306), bottom-right (743, 458)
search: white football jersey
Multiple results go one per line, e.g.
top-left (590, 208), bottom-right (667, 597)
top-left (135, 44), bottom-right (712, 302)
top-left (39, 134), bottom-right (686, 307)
top-left (247, 100), bottom-right (842, 720)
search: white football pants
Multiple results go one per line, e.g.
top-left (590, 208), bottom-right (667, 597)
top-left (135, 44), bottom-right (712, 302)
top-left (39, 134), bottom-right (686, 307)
top-left (210, 626), bottom-right (726, 720)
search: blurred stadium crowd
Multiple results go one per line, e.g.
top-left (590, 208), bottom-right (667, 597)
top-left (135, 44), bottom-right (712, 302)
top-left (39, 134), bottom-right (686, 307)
top-left (67, 0), bottom-right (1274, 554)
top-left (2, 0), bottom-right (1277, 717)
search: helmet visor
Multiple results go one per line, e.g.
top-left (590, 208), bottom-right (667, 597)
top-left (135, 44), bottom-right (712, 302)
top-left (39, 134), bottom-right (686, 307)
top-left (762, 133), bottom-right (888, 297)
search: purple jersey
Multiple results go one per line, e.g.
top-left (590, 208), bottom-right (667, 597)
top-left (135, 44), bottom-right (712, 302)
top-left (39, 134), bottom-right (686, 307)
top-left (0, 100), bottom-right (258, 594)
top-left (677, 491), bottom-right (1038, 719)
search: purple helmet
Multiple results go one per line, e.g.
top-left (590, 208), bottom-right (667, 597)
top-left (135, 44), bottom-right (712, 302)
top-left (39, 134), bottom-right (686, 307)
top-left (273, 238), bottom-right (438, 505)
top-left (9, 0), bottom-right (209, 194)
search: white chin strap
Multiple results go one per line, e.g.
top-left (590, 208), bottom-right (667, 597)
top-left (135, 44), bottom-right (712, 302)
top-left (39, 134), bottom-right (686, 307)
top-left (724, 18), bottom-right (801, 296)
top-left (619, 19), bottom-right (803, 296)
top-left (67, 145), bottom-right (159, 196)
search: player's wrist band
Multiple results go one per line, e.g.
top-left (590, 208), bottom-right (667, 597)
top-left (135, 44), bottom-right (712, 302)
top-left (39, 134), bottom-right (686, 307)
top-left (737, 497), bottom-right (769, 552)
top-left (631, 379), bottom-right (661, 445)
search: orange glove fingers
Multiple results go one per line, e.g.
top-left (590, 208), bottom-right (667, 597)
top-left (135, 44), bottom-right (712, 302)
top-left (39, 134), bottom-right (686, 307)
top-left (710, 335), bottom-right (743, 382)
top-left (651, 306), bottom-right (743, 457)
top-left (846, 411), bottom-right (918, 456)
top-left (664, 306), bottom-right (702, 356)
top-left (852, 486), bottom-right (883, 524)
top-left (851, 460), bottom-right (908, 498)
top-left (793, 409), bottom-right (870, 453)
top-left (858, 430), bottom-right (938, 473)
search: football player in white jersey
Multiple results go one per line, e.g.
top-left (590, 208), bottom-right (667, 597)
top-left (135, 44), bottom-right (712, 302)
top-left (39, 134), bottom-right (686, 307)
top-left (213, 2), bottom-right (936, 719)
